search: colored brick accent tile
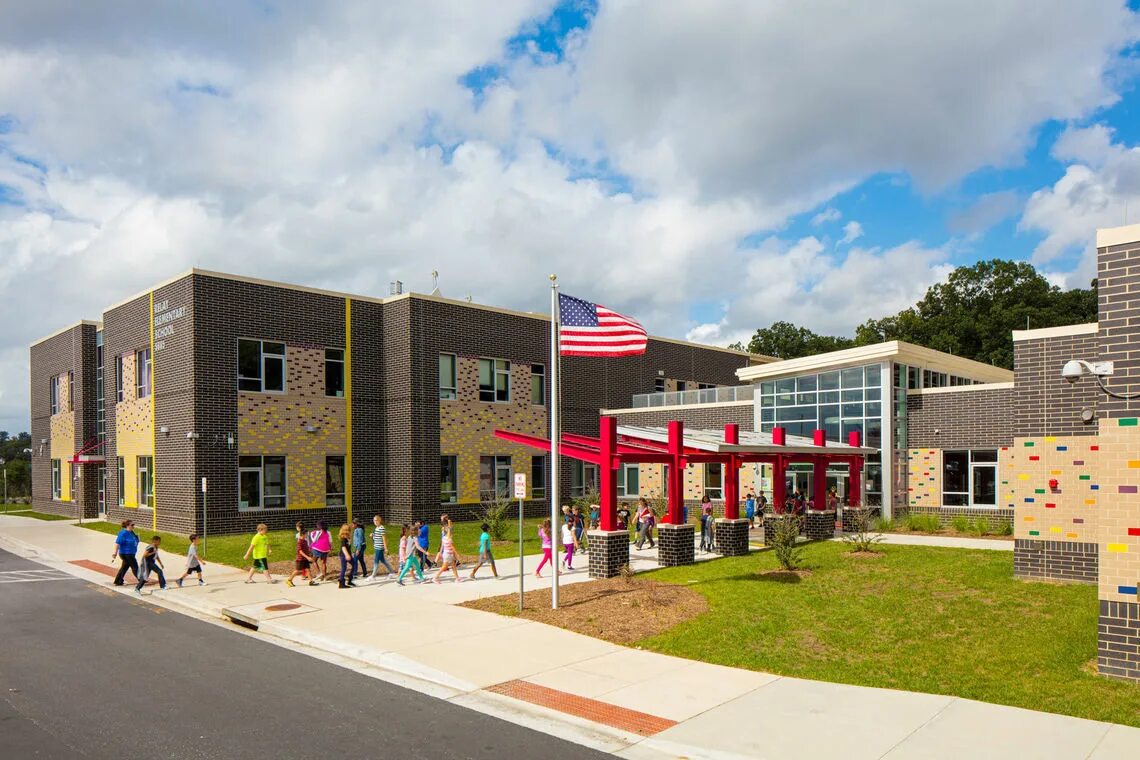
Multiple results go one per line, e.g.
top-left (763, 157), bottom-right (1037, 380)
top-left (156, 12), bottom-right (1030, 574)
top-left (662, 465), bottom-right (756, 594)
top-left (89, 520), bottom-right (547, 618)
top-left (1073, 460), bottom-right (1084, 465)
top-left (1045, 503), bottom-right (1056, 509)
top-left (1074, 518), bottom-right (1085, 524)
top-left (1120, 418), bottom-right (1139, 427)
top-left (1079, 475), bottom-right (1091, 480)
top-left (485, 680), bottom-right (677, 736)
top-left (1118, 586), bottom-right (1138, 595)
top-left (1129, 528), bottom-right (1140, 536)
top-left (1029, 455), bottom-right (1040, 461)
top-left (1028, 530), bottom-right (1040, 535)
top-left (1119, 485), bottom-right (1139, 494)
top-left (1107, 544), bottom-right (1128, 553)
top-left (1056, 446), bottom-right (1068, 451)
top-left (1023, 441), bottom-right (1034, 447)
top-left (1129, 461), bottom-right (1140, 468)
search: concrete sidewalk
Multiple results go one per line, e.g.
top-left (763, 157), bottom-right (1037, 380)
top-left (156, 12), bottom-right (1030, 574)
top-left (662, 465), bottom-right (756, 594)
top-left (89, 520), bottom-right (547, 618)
top-left (1, 516), bottom-right (1135, 760)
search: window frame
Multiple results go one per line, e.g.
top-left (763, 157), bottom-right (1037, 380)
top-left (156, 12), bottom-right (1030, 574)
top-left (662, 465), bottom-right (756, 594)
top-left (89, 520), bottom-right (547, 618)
top-left (704, 462), bottom-right (724, 500)
top-left (238, 455), bottom-right (287, 511)
top-left (135, 348), bottom-right (152, 399)
top-left (96, 340), bottom-right (105, 445)
top-left (49, 375), bottom-right (60, 415)
top-left (136, 455), bottom-right (154, 509)
top-left (325, 455), bottom-right (346, 506)
top-left (51, 459), bottom-right (61, 499)
top-left (531, 455), bottom-right (547, 499)
top-left (116, 457), bottom-right (125, 506)
top-left (478, 358), bottom-right (510, 403)
top-left (530, 363), bottom-right (545, 405)
top-left (237, 338), bottom-right (286, 394)
top-left (617, 463), bottom-right (640, 498)
top-left (438, 353), bottom-right (457, 400)
top-left (942, 449), bottom-right (999, 508)
top-left (570, 460), bottom-right (600, 498)
top-left (67, 370), bottom-right (74, 411)
top-left (478, 455), bottom-right (513, 498)
top-left (115, 355), bottom-right (124, 402)
top-left (440, 455), bottom-right (458, 503)
top-left (325, 348), bottom-right (345, 398)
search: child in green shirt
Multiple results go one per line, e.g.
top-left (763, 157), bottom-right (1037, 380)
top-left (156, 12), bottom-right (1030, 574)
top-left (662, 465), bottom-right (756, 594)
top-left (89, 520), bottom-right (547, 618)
top-left (243, 523), bottom-right (274, 584)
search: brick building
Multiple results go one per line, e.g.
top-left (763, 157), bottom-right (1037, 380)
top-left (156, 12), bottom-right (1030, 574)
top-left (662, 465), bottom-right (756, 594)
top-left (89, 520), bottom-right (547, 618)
top-left (29, 270), bottom-right (760, 534)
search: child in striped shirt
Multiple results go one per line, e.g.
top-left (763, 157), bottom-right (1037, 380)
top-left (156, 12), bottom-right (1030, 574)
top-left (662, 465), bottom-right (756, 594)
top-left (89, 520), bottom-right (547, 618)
top-left (369, 515), bottom-right (397, 580)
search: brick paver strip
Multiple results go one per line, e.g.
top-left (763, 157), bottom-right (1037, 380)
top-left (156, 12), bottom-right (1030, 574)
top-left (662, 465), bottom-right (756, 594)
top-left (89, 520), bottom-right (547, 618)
top-left (70, 559), bottom-right (160, 585)
top-left (485, 679), bottom-right (677, 736)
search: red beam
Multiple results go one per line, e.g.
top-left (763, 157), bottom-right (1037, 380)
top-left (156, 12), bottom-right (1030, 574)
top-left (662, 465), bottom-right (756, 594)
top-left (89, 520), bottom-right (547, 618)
top-left (493, 430), bottom-right (604, 466)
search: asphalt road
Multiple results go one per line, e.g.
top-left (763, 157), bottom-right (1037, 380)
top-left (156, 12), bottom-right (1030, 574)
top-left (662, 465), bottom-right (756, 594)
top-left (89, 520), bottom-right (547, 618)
top-left (0, 548), bottom-right (610, 760)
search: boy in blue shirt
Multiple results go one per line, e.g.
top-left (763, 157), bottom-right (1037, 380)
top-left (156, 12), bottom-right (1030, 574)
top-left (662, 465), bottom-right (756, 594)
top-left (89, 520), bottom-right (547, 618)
top-left (468, 522), bottom-right (499, 579)
top-left (745, 492), bottom-right (756, 528)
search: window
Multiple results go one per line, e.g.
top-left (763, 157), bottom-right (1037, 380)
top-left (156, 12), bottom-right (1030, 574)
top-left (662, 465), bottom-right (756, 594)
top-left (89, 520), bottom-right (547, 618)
top-left (237, 339), bottom-right (285, 393)
top-left (440, 456), bottom-right (458, 503)
top-left (531, 364), bottom-right (545, 405)
top-left (325, 456), bottom-right (346, 506)
top-left (570, 460), bottom-right (599, 498)
top-left (942, 450), bottom-right (998, 508)
top-left (51, 460), bottom-right (61, 499)
top-left (480, 455), bottom-right (512, 497)
top-left (135, 348), bottom-right (151, 399)
top-left (439, 354), bottom-right (457, 400)
top-left (325, 349), bottom-right (345, 397)
top-left (654, 377), bottom-right (666, 393)
top-left (238, 455), bottom-right (287, 510)
top-left (67, 370), bottom-right (74, 411)
top-left (617, 463), bottom-right (640, 497)
top-left (478, 358), bottom-right (510, 402)
top-left (531, 456), bottom-right (546, 499)
top-left (49, 375), bottom-right (60, 415)
top-left (704, 463), bottom-right (724, 499)
top-left (96, 337), bottom-right (105, 445)
top-left (137, 456), bottom-right (154, 508)
top-left (117, 457), bottom-right (124, 506)
top-left (115, 355), bottom-right (124, 402)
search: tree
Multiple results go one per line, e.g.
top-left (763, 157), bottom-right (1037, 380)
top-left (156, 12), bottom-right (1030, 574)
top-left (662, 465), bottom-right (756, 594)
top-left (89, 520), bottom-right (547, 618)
top-left (0, 432), bottom-right (33, 498)
top-left (742, 321), bottom-right (854, 359)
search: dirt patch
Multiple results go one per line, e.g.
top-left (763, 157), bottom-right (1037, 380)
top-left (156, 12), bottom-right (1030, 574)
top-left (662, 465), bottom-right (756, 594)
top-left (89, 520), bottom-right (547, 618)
top-left (1081, 658), bottom-right (1099, 677)
top-left (461, 577), bottom-right (708, 645)
top-left (758, 568), bottom-right (812, 580)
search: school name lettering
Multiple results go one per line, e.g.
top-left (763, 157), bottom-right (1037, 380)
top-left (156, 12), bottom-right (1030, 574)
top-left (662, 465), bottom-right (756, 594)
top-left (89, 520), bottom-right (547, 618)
top-left (153, 300), bottom-right (189, 351)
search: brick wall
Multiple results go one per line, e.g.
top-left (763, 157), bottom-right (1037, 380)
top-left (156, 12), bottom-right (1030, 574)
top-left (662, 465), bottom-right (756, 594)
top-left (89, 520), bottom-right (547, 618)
top-left (906, 386), bottom-right (1014, 448)
top-left (1014, 331), bottom-right (1100, 438)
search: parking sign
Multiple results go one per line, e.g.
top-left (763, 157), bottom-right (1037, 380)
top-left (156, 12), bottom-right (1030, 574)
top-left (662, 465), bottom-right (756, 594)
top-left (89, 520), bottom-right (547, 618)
top-left (514, 473), bottom-right (526, 499)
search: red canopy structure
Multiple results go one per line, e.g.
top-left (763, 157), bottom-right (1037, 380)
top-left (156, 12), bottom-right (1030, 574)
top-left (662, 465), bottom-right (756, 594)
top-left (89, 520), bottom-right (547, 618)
top-left (495, 417), bottom-right (873, 531)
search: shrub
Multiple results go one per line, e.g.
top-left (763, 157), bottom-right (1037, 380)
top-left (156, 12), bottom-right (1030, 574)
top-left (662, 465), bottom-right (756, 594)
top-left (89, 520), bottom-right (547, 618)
top-left (951, 515), bottom-right (971, 533)
top-left (769, 514), bottom-right (804, 571)
top-left (873, 516), bottom-right (896, 532)
top-left (843, 507), bottom-right (885, 553)
top-left (905, 513), bottom-right (941, 533)
top-left (973, 517), bottom-right (991, 536)
top-left (478, 490), bottom-right (514, 541)
top-left (996, 520), bottom-right (1013, 536)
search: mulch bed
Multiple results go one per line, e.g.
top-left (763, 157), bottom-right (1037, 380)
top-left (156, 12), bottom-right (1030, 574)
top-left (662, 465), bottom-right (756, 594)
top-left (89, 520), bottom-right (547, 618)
top-left (461, 577), bottom-right (708, 645)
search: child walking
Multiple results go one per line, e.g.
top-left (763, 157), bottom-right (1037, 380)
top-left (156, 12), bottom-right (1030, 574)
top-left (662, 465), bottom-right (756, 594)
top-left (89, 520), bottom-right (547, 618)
top-left (243, 523), bottom-right (274, 584)
top-left (308, 521), bottom-right (332, 581)
top-left (351, 516), bottom-right (369, 579)
top-left (176, 533), bottom-right (205, 587)
top-left (287, 521), bottom-right (317, 588)
top-left (396, 524), bottom-right (425, 585)
top-left (370, 515), bottom-right (397, 580)
top-left (535, 519), bottom-right (553, 577)
top-left (468, 522), bottom-right (498, 580)
top-left (432, 514), bottom-right (467, 584)
top-left (135, 536), bottom-right (165, 594)
top-left (560, 520), bottom-right (579, 572)
top-left (337, 524), bottom-right (355, 589)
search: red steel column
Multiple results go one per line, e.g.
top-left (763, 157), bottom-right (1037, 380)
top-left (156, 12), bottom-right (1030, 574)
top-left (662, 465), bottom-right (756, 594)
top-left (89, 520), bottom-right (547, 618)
top-left (667, 420), bottom-right (684, 525)
top-left (848, 456), bottom-right (863, 507)
top-left (772, 454), bottom-right (786, 514)
top-left (723, 423), bottom-right (740, 519)
top-left (599, 416), bottom-right (618, 531)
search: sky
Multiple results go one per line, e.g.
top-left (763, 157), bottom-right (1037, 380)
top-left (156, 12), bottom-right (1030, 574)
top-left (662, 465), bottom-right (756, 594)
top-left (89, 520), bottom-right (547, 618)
top-left (2, 0), bottom-right (1140, 433)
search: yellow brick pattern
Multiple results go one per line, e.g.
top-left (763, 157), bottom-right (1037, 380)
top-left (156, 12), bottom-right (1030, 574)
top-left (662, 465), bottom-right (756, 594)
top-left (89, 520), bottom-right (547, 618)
top-left (116, 395), bottom-right (154, 508)
top-left (1097, 418), bottom-right (1140, 602)
top-left (239, 346), bottom-right (347, 510)
top-left (906, 448), bottom-right (941, 507)
top-left (440, 358), bottom-right (546, 503)
top-left (49, 411), bottom-right (74, 501)
top-left (1009, 435), bottom-right (1098, 543)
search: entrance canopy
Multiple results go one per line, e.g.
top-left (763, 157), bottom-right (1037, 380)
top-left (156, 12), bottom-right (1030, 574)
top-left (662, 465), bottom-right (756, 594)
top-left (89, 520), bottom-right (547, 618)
top-left (495, 417), bottom-right (872, 531)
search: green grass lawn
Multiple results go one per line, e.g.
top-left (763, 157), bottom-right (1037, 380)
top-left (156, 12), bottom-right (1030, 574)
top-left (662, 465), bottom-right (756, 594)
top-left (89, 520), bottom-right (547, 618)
top-left (2, 509), bottom-right (74, 521)
top-left (643, 541), bottom-right (1140, 728)
top-left (81, 516), bottom-right (551, 570)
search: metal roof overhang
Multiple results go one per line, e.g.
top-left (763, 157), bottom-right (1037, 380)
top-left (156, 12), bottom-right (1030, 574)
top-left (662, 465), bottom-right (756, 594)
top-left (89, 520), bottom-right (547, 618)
top-left (616, 425), bottom-right (877, 457)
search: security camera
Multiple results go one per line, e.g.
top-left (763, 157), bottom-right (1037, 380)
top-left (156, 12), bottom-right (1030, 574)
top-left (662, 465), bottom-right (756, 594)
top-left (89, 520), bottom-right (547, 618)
top-left (1061, 360), bottom-right (1084, 384)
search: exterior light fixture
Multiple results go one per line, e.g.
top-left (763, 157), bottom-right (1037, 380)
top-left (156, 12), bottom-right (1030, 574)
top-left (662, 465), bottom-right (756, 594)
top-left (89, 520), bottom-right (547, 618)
top-left (185, 432), bottom-right (200, 440)
top-left (305, 425), bottom-right (319, 433)
top-left (159, 426), bottom-right (170, 434)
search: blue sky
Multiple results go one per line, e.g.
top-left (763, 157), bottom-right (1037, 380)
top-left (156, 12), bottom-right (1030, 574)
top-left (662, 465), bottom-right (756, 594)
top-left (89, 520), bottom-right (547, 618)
top-left (1, 0), bottom-right (1139, 431)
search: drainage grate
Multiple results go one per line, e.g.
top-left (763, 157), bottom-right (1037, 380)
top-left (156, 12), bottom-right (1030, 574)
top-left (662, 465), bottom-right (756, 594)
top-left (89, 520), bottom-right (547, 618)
top-left (265, 603), bottom-right (301, 612)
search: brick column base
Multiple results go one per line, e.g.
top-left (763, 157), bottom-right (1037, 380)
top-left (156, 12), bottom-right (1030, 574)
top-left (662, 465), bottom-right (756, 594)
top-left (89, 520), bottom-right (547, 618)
top-left (805, 510), bottom-right (837, 540)
top-left (657, 523), bottom-right (695, 567)
top-left (842, 507), bottom-right (874, 533)
top-left (1098, 600), bottom-right (1140, 682)
top-left (587, 529), bottom-right (630, 579)
top-left (1014, 539), bottom-right (1098, 584)
top-left (714, 518), bottom-right (751, 556)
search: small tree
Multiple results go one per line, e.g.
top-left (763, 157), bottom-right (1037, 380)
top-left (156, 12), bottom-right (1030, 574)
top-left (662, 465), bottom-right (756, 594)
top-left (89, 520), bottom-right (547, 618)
top-left (842, 506), bottom-right (884, 553)
top-left (769, 513), bottom-right (804, 570)
top-left (479, 490), bottom-right (514, 541)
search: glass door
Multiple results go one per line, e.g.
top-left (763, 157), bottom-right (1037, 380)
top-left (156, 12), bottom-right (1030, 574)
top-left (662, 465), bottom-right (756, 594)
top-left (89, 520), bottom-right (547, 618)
top-left (97, 466), bottom-right (107, 519)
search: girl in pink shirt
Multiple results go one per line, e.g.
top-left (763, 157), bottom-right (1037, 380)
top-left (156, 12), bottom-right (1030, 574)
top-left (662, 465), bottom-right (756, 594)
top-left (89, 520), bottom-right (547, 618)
top-left (535, 519), bottom-right (553, 577)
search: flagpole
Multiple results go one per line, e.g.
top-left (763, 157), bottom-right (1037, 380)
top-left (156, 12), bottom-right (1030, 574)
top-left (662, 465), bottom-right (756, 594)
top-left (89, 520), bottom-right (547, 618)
top-left (549, 274), bottom-right (560, 610)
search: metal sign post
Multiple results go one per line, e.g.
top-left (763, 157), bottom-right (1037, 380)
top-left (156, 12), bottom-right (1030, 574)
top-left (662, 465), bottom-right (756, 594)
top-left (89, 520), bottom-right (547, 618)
top-left (201, 477), bottom-right (208, 557)
top-left (515, 473), bottom-right (526, 612)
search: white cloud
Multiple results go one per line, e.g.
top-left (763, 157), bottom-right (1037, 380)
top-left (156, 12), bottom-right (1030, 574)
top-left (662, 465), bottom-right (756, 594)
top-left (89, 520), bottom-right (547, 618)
top-left (840, 220), bottom-right (864, 245)
top-left (0, 1), bottom-right (1137, 430)
top-left (811, 207), bottom-right (841, 226)
top-left (947, 190), bottom-right (1021, 237)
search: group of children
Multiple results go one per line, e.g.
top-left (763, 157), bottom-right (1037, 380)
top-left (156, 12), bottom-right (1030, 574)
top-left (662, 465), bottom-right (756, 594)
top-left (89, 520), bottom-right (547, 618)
top-left (110, 519), bottom-right (206, 594)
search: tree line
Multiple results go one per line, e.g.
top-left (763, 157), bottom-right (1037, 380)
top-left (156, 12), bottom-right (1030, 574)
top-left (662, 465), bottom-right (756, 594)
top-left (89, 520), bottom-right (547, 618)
top-left (729, 260), bottom-right (1097, 369)
top-left (1, 432), bottom-right (32, 499)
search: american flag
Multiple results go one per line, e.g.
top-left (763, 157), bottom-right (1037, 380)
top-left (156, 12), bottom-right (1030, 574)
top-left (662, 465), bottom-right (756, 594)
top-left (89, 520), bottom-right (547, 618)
top-left (558, 293), bottom-right (648, 357)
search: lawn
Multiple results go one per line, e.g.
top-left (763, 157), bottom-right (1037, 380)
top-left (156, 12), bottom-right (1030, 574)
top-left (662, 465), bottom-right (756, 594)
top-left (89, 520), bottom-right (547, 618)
top-left (639, 541), bottom-right (1140, 728)
top-left (2, 509), bottom-right (74, 521)
top-left (81, 516), bottom-right (551, 571)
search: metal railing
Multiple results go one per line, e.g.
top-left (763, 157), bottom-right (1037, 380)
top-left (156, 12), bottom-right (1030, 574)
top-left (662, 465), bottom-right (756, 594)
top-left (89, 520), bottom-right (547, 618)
top-left (630, 384), bottom-right (754, 408)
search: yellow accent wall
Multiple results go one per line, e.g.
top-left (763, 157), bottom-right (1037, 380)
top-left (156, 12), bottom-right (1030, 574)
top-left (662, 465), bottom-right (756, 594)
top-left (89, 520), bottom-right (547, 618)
top-left (49, 411), bottom-right (74, 501)
top-left (116, 397), bottom-right (154, 508)
top-left (439, 358), bottom-right (547, 503)
top-left (238, 346), bottom-right (347, 510)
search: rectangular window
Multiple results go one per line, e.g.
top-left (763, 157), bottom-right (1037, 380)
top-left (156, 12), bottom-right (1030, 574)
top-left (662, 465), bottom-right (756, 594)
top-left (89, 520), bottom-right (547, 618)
top-left (49, 375), bottom-right (60, 415)
top-left (479, 455), bottom-right (512, 498)
top-left (325, 455), bottom-right (346, 506)
top-left (117, 457), bottom-right (124, 506)
top-left (704, 463), bottom-right (724, 499)
top-left (478, 358), bottom-right (510, 402)
top-left (570, 460), bottom-right (600, 498)
top-left (238, 455), bottom-right (287, 510)
top-left (654, 377), bottom-right (666, 393)
top-left (135, 348), bottom-right (151, 399)
top-left (617, 463), bottom-right (640, 497)
top-left (96, 338), bottom-right (105, 445)
top-left (137, 456), bottom-right (154, 508)
top-left (439, 353), bottom-right (457, 400)
top-left (440, 456), bottom-right (458, 503)
top-left (237, 339), bottom-right (286, 393)
top-left (67, 370), bottom-right (74, 412)
top-left (531, 456), bottom-right (546, 499)
top-left (51, 459), bottom-right (61, 499)
top-left (325, 349), bottom-right (345, 398)
top-left (942, 450), bottom-right (998, 508)
top-left (531, 364), bottom-right (545, 405)
top-left (115, 355), bottom-right (124, 402)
